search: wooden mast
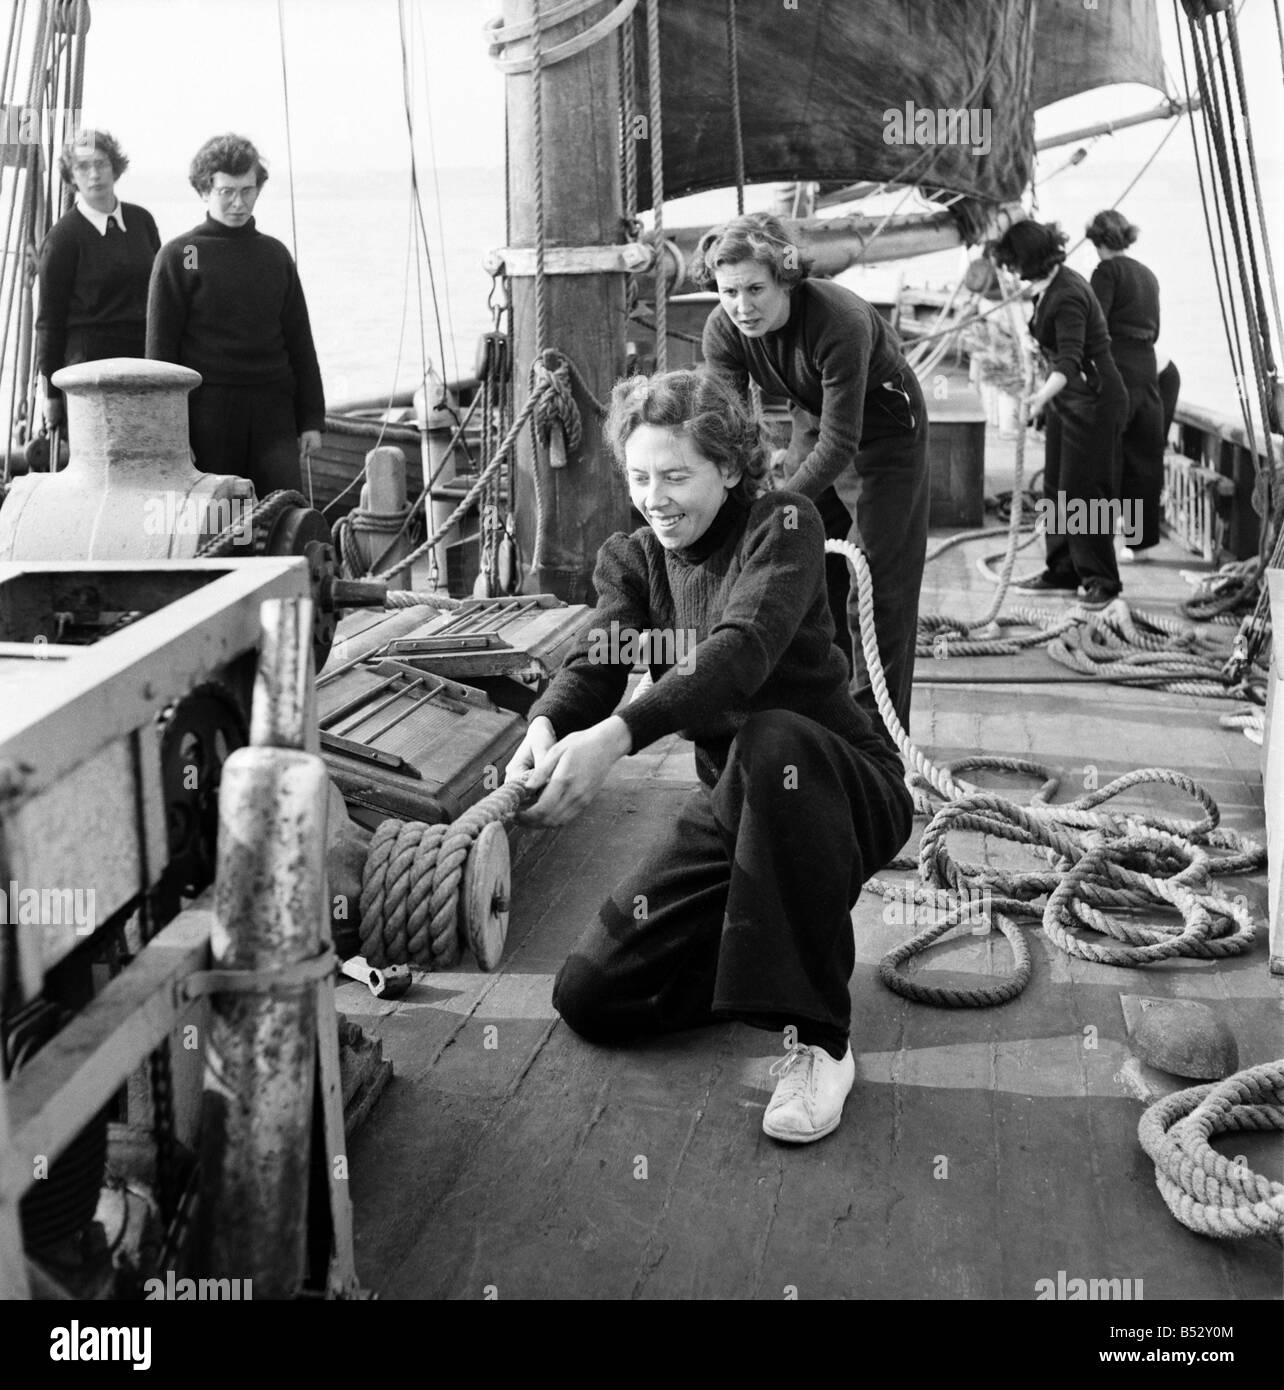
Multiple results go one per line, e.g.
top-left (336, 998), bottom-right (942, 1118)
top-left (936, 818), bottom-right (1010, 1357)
top-left (501, 0), bottom-right (633, 603)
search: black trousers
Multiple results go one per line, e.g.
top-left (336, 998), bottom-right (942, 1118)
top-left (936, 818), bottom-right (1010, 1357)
top-left (787, 368), bottom-right (930, 735)
top-left (1043, 358), bottom-right (1127, 591)
top-left (1113, 341), bottom-right (1165, 551)
top-left (1158, 360), bottom-right (1180, 438)
top-left (188, 382), bottom-right (302, 497)
top-left (552, 709), bottom-right (913, 1042)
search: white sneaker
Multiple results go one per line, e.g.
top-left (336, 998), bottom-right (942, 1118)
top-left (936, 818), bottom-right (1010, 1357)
top-left (762, 1042), bottom-right (856, 1143)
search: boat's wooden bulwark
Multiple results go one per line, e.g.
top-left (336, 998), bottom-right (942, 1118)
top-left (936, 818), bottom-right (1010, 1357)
top-left (1263, 570), bottom-right (1284, 974)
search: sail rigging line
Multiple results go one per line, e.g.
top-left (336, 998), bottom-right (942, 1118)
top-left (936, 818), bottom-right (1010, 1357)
top-left (414, 3), bottom-right (461, 390)
top-left (1190, 8), bottom-right (1278, 466)
top-left (1225, 6), bottom-right (1284, 384)
top-left (645, 0), bottom-right (666, 371)
top-left (1276, 0), bottom-right (1284, 84)
top-left (619, 5), bottom-right (638, 234)
top-left (726, 0), bottom-right (744, 216)
top-left (1175, 3), bottom-right (1254, 478)
top-left (1206, 9), bottom-right (1281, 442)
top-left (275, 0), bottom-right (299, 266)
top-left (396, 0), bottom-right (452, 436)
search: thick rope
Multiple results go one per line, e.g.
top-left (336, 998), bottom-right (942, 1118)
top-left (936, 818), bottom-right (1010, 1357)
top-left (333, 504), bottom-right (410, 578)
top-left (359, 779), bottom-right (534, 969)
top-left (645, 0), bottom-right (666, 372)
top-left (1138, 1061), bottom-right (1284, 1241)
top-left (827, 539), bottom-right (1265, 1009)
top-left (531, 0), bottom-right (548, 357)
top-left (726, 0), bottom-right (745, 215)
top-left (383, 589), bottom-right (463, 611)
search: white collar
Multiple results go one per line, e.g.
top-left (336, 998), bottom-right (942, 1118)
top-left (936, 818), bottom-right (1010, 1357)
top-left (75, 196), bottom-right (125, 236)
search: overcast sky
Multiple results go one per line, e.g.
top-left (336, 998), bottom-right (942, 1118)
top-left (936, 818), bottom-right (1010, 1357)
top-left (73, 0), bottom-right (1283, 182)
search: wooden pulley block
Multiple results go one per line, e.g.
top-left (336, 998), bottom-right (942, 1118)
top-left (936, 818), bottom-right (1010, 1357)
top-left (460, 820), bottom-right (512, 971)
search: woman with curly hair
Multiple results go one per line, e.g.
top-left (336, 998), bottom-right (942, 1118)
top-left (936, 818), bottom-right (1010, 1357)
top-left (995, 219), bottom-right (1128, 606)
top-left (146, 133), bottom-right (324, 497)
top-left (1086, 209), bottom-right (1166, 560)
top-left (692, 212), bottom-right (929, 738)
top-left (36, 129), bottom-right (160, 437)
top-left (506, 368), bottom-right (913, 1144)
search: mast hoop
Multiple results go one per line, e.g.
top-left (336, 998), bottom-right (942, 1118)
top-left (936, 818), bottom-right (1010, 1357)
top-left (486, 0), bottom-right (638, 74)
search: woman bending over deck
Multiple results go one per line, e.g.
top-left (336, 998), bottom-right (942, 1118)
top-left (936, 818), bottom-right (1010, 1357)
top-left (693, 213), bottom-right (929, 738)
top-left (505, 370), bottom-right (912, 1144)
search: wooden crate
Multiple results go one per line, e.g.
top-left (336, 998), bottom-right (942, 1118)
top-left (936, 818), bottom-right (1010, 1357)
top-left (926, 396), bottom-right (987, 528)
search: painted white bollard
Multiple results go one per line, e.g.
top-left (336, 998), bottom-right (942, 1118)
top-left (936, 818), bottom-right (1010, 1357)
top-left (0, 358), bottom-right (255, 561)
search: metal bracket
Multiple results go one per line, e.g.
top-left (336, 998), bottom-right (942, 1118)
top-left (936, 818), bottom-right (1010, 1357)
top-left (179, 946), bottom-right (336, 1003)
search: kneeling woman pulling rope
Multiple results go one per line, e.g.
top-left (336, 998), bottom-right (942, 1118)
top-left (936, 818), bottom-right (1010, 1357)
top-left (504, 369), bottom-right (912, 1145)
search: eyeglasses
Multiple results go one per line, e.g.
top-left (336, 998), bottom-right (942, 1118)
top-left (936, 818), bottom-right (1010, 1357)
top-left (210, 184), bottom-right (261, 205)
top-left (72, 158), bottom-right (111, 175)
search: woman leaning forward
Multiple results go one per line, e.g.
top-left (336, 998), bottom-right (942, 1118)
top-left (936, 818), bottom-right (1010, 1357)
top-left (505, 369), bottom-right (912, 1144)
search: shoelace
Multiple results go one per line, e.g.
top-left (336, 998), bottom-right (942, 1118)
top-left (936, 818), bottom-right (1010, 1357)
top-left (767, 1043), bottom-right (816, 1100)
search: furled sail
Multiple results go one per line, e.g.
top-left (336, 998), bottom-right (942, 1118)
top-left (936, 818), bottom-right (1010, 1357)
top-left (1034, 0), bottom-right (1165, 110)
top-left (631, 0), bottom-right (1165, 237)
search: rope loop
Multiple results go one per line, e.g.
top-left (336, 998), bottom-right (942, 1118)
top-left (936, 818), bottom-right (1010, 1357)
top-left (1138, 1062), bottom-right (1284, 1241)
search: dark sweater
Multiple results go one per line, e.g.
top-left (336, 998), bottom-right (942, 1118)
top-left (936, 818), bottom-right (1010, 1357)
top-left (1090, 255), bottom-right (1160, 345)
top-left (1031, 264), bottom-right (1115, 383)
top-left (701, 279), bottom-right (909, 499)
top-left (146, 215), bottom-right (325, 432)
top-left (528, 490), bottom-right (896, 774)
top-left (36, 201), bottom-right (161, 397)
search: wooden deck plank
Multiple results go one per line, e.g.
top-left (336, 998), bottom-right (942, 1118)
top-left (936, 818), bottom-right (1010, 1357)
top-left (349, 491), bottom-right (1283, 1300)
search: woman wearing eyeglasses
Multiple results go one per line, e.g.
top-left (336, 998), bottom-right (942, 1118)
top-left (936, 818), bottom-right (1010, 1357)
top-left (146, 133), bottom-right (325, 498)
top-left (35, 129), bottom-right (161, 440)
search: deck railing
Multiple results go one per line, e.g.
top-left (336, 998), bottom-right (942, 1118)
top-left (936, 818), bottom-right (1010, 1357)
top-left (1164, 401), bottom-right (1284, 563)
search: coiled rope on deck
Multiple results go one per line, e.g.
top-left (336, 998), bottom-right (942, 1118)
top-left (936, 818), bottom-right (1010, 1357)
top-left (827, 537), bottom-right (1265, 1010)
top-left (1138, 1061), bottom-right (1284, 1241)
top-left (359, 778), bottom-right (535, 969)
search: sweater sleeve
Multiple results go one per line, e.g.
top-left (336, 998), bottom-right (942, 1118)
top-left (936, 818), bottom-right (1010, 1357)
top-left (141, 209), bottom-right (162, 258)
top-left (619, 496), bottom-right (823, 752)
top-left (1047, 283), bottom-right (1088, 381)
top-left (782, 307), bottom-right (870, 499)
top-left (701, 306), bottom-right (751, 402)
top-left (281, 260), bottom-right (326, 433)
top-left (145, 242), bottom-right (187, 364)
top-left (525, 532), bottom-right (651, 740)
top-left (1089, 260), bottom-right (1116, 326)
top-left (35, 224), bottom-right (78, 396)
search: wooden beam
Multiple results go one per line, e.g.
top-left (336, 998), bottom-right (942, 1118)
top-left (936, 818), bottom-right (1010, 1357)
top-left (503, 0), bottom-right (632, 602)
top-left (0, 910), bottom-right (211, 1204)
